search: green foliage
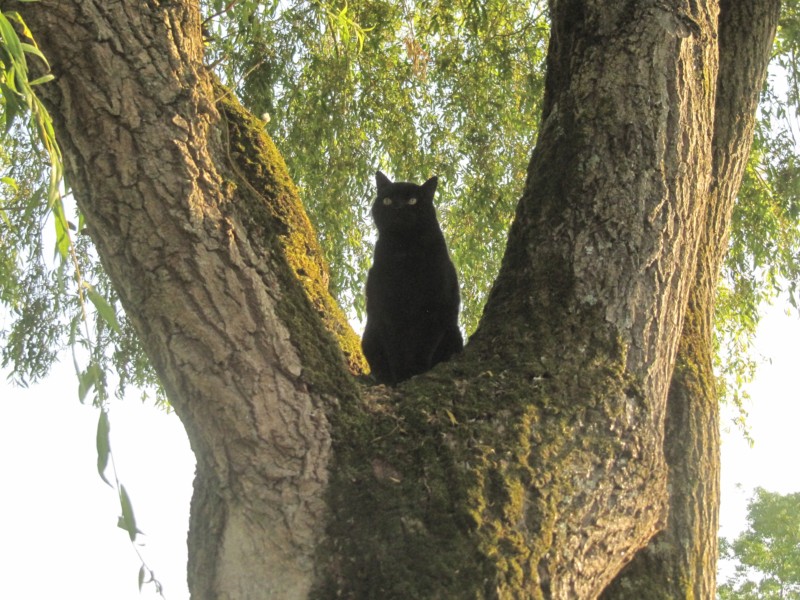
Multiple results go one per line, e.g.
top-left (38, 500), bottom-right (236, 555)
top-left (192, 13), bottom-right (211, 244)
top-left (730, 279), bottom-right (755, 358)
top-left (0, 10), bottom-right (165, 596)
top-left (202, 0), bottom-right (549, 332)
top-left (0, 7), bottom-right (64, 385)
top-left (0, 7), bottom-right (158, 401)
top-left (0, 7), bottom-right (59, 208)
top-left (0, 144), bottom-right (161, 398)
top-left (718, 488), bottom-right (800, 600)
top-left (715, 1), bottom-right (800, 419)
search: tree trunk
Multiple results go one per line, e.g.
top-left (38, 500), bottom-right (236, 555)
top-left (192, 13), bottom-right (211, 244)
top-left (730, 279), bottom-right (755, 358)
top-left (16, 3), bottom-right (361, 596)
top-left (15, 1), bottom-right (777, 598)
top-left (601, 2), bottom-right (780, 597)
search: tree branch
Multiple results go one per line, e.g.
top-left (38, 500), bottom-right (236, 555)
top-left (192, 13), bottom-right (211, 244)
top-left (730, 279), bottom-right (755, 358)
top-left (15, 1), bottom-right (360, 595)
top-left (601, 1), bottom-right (780, 596)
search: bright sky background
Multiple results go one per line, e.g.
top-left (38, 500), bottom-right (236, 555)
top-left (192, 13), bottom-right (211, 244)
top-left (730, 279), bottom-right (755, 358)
top-left (1, 301), bottom-right (798, 599)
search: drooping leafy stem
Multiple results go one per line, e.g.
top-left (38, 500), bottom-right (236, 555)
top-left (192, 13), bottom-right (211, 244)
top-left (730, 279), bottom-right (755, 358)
top-left (0, 7), bottom-right (164, 595)
top-left (0, 7), bottom-right (59, 203)
top-left (95, 406), bottom-right (165, 597)
top-left (316, 0), bottom-right (375, 52)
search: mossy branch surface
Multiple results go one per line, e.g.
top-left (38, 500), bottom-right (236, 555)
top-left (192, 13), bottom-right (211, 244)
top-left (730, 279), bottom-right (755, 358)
top-left (215, 86), bottom-right (367, 380)
top-left (318, 315), bottom-right (651, 598)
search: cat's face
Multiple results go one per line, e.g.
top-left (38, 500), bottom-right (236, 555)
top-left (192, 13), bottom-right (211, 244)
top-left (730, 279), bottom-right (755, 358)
top-left (372, 171), bottom-right (438, 233)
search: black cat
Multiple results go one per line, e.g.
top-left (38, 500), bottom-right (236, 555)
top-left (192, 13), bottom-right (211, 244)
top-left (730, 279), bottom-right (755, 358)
top-left (362, 171), bottom-right (463, 384)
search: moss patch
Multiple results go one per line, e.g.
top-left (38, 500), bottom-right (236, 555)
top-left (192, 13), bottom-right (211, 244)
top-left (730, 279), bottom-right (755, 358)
top-left (316, 311), bottom-right (637, 598)
top-left (214, 86), bottom-right (367, 381)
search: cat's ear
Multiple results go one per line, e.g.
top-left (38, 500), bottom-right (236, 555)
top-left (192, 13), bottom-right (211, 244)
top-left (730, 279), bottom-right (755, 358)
top-left (376, 171), bottom-right (392, 193)
top-left (421, 175), bottom-right (438, 200)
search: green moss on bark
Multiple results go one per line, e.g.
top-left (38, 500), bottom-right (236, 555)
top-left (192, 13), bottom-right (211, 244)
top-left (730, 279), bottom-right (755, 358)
top-left (317, 317), bottom-right (638, 598)
top-left (213, 86), bottom-right (367, 385)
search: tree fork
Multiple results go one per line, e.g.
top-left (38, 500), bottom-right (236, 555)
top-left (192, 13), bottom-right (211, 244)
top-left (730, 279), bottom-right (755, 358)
top-left (12, 0), bottom-right (777, 598)
top-left (325, 0), bottom-right (723, 596)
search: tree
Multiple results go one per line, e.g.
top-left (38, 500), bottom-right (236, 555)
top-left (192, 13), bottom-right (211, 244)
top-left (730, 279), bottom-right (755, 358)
top-left (719, 488), bottom-right (800, 600)
top-left (2, 0), bottom-right (782, 598)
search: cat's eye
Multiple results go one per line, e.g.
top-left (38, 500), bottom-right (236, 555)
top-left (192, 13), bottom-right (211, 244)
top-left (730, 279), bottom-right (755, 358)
top-left (408, 197), bottom-right (417, 205)
top-left (382, 197), bottom-right (392, 206)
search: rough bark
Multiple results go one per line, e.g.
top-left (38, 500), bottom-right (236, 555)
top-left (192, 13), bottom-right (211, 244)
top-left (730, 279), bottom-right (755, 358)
top-left (468, 2), bottom-right (719, 592)
top-left (601, 2), bottom-right (780, 597)
top-left (15, 3), bottom-right (360, 597)
top-left (13, 0), bottom-right (777, 598)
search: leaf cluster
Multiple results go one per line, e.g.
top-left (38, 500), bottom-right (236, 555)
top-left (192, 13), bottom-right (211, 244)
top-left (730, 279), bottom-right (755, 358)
top-left (715, 1), bottom-right (800, 421)
top-left (719, 488), bottom-right (800, 600)
top-left (0, 7), bottom-right (59, 204)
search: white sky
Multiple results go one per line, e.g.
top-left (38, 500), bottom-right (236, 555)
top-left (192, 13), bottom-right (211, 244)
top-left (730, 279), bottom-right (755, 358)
top-left (719, 302), bottom-right (800, 536)
top-left (0, 302), bottom-right (798, 599)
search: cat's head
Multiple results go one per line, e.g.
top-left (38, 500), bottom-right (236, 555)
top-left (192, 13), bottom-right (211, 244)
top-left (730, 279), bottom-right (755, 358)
top-left (372, 171), bottom-right (439, 233)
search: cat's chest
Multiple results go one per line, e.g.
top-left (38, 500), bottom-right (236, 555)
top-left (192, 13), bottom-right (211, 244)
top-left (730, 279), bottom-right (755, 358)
top-left (369, 240), bottom-right (451, 299)
top-left (373, 237), bottom-right (445, 272)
